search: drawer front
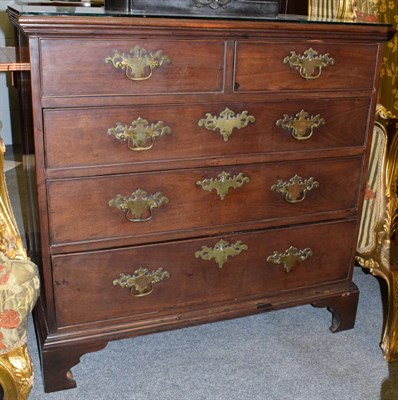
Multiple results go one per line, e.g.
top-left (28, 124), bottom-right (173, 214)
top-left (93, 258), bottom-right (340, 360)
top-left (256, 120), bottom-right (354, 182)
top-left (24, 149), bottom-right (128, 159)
top-left (53, 219), bottom-right (357, 327)
top-left (234, 42), bottom-right (378, 91)
top-left (40, 39), bottom-right (226, 96)
top-left (47, 157), bottom-right (362, 245)
top-left (44, 98), bottom-right (370, 172)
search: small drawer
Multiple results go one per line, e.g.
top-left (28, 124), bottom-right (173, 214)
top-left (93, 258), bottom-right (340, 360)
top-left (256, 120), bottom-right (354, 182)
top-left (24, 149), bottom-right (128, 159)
top-left (234, 42), bottom-right (378, 92)
top-left (40, 39), bottom-right (226, 97)
top-left (47, 157), bottom-right (362, 246)
top-left (52, 219), bottom-right (357, 327)
top-left (43, 98), bottom-right (370, 173)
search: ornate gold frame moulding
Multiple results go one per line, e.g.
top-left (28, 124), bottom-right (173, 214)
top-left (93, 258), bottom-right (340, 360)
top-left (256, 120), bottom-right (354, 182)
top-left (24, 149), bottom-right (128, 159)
top-left (356, 105), bottom-right (398, 362)
top-left (0, 122), bottom-right (36, 399)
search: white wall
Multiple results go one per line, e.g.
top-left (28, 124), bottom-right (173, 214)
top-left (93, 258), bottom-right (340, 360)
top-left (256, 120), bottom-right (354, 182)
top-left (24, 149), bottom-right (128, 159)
top-left (0, 0), bottom-right (17, 145)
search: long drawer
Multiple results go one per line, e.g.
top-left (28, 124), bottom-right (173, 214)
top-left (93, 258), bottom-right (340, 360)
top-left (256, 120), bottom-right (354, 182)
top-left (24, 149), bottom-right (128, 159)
top-left (52, 219), bottom-right (357, 327)
top-left (47, 157), bottom-right (362, 246)
top-left (40, 39), bottom-right (226, 97)
top-left (234, 42), bottom-right (378, 92)
top-left (44, 98), bottom-right (370, 173)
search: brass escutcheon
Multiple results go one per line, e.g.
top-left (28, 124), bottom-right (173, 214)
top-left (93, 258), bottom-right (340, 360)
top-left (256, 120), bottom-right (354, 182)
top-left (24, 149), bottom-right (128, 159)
top-left (105, 45), bottom-right (171, 81)
top-left (196, 171), bottom-right (250, 200)
top-left (108, 117), bottom-right (172, 151)
top-left (198, 107), bottom-right (255, 142)
top-left (267, 246), bottom-right (313, 272)
top-left (195, 239), bottom-right (248, 269)
top-left (271, 174), bottom-right (319, 203)
top-left (113, 267), bottom-right (170, 297)
top-left (283, 48), bottom-right (335, 80)
top-left (109, 188), bottom-right (169, 222)
top-left (276, 109), bottom-right (325, 140)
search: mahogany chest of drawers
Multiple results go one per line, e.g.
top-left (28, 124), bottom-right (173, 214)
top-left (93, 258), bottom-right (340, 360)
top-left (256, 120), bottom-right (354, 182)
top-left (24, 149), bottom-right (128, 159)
top-left (7, 4), bottom-right (393, 393)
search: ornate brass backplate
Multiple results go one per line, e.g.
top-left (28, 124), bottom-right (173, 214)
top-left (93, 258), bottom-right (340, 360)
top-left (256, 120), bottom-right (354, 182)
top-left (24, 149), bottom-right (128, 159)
top-left (271, 174), bottom-right (319, 203)
top-left (276, 109), bottom-right (325, 140)
top-left (108, 117), bottom-right (172, 151)
top-left (198, 107), bottom-right (255, 141)
top-left (283, 48), bottom-right (335, 80)
top-left (267, 246), bottom-right (313, 272)
top-left (195, 239), bottom-right (248, 268)
top-left (109, 188), bottom-right (169, 222)
top-left (196, 171), bottom-right (250, 200)
top-left (113, 267), bottom-right (170, 297)
top-left (105, 45), bottom-right (171, 81)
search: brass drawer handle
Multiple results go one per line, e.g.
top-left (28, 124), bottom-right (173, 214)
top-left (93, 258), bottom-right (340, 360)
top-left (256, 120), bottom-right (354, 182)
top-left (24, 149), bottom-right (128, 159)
top-left (196, 171), bottom-right (250, 200)
top-left (109, 188), bottom-right (169, 222)
top-left (271, 174), bottom-right (319, 203)
top-left (267, 246), bottom-right (313, 272)
top-left (105, 45), bottom-right (171, 81)
top-left (198, 107), bottom-right (255, 142)
top-left (108, 117), bottom-right (172, 151)
top-left (283, 48), bottom-right (335, 80)
top-left (276, 109), bottom-right (325, 141)
top-left (113, 267), bottom-right (170, 297)
top-left (195, 239), bottom-right (248, 269)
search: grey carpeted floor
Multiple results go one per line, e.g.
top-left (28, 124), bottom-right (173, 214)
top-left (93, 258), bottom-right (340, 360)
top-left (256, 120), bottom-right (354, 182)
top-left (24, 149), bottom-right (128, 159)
top-left (5, 157), bottom-right (398, 400)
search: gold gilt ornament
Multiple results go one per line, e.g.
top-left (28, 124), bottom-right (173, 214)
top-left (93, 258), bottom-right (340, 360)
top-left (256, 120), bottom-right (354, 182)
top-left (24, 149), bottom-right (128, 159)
top-left (0, 122), bottom-right (38, 399)
top-left (356, 104), bottom-right (398, 361)
top-left (0, 345), bottom-right (34, 400)
top-left (0, 123), bottom-right (27, 261)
